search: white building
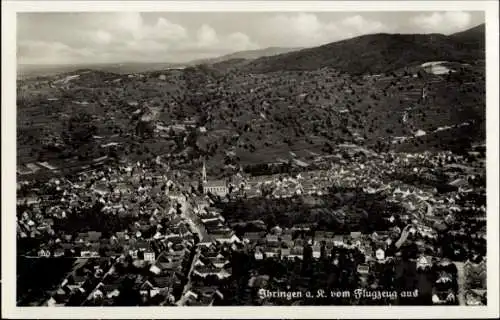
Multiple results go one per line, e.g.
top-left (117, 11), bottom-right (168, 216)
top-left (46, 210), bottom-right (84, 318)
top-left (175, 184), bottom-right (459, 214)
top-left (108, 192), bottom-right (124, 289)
top-left (201, 161), bottom-right (228, 197)
top-left (144, 251), bottom-right (156, 262)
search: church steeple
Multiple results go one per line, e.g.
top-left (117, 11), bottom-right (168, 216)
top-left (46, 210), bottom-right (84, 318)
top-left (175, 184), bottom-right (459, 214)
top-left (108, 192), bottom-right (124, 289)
top-left (202, 160), bottom-right (207, 183)
top-left (421, 85), bottom-right (428, 102)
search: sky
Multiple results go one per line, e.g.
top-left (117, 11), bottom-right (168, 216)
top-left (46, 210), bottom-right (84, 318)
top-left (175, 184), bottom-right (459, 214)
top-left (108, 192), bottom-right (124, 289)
top-left (17, 11), bottom-right (485, 65)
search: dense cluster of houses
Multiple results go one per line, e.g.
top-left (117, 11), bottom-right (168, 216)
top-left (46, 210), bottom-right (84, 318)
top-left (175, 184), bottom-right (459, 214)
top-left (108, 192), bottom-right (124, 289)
top-left (18, 141), bottom-right (485, 306)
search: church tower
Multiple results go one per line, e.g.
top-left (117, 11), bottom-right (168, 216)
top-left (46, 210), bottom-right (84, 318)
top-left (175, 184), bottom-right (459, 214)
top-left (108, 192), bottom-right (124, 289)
top-left (421, 85), bottom-right (428, 102)
top-left (201, 160), bottom-right (207, 184)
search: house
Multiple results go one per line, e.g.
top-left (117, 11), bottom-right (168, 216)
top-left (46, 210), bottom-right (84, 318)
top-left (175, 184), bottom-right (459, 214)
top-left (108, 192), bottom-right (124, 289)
top-left (178, 290), bottom-right (200, 306)
top-left (135, 240), bottom-right (150, 251)
top-left (201, 216), bottom-right (225, 226)
top-left (432, 293), bottom-right (445, 305)
top-left (245, 188), bottom-right (262, 198)
top-left (198, 210), bottom-right (219, 219)
top-left (416, 256), bottom-right (432, 270)
top-left (155, 272), bottom-right (181, 291)
top-left (91, 281), bottom-right (121, 301)
top-left (144, 250), bottom-right (156, 263)
top-left (279, 230), bottom-right (293, 243)
top-left (312, 243), bottom-right (322, 259)
top-left (199, 245), bottom-right (221, 258)
top-left (288, 246), bottom-right (304, 260)
top-left (46, 296), bottom-right (65, 307)
top-left (209, 230), bottom-right (240, 244)
top-left (264, 247), bottom-right (280, 259)
top-left (138, 280), bottom-right (157, 297)
top-left (38, 248), bottom-right (51, 257)
top-left (273, 188), bottom-right (292, 199)
top-left (53, 248), bottom-right (65, 257)
top-left (81, 244), bottom-right (100, 257)
top-left (301, 181), bottom-right (317, 195)
top-left (76, 231), bottom-right (102, 244)
top-left (194, 287), bottom-right (224, 306)
top-left (151, 251), bottom-right (181, 273)
top-left (26, 163), bottom-right (41, 173)
top-left (128, 248), bottom-right (140, 259)
top-left (194, 258), bottom-right (206, 267)
top-left (17, 165), bottom-right (34, 176)
top-left (375, 248), bottom-right (385, 261)
top-left (436, 272), bottom-right (453, 284)
top-left (449, 178), bottom-right (468, 188)
top-left (179, 287), bottom-right (224, 306)
top-left (163, 233), bottom-right (183, 245)
top-left (149, 264), bottom-right (162, 275)
top-left (52, 286), bottom-right (72, 305)
top-left (254, 248), bottom-right (264, 260)
top-left (315, 231), bottom-right (335, 244)
top-left (168, 191), bottom-right (186, 202)
top-left (432, 290), bottom-right (456, 305)
top-left (357, 264), bottom-right (370, 276)
top-left (280, 248), bottom-right (291, 259)
top-left (63, 273), bottom-right (88, 293)
top-left (294, 238), bottom-right (305, 247)
top-left (194, 199), bottom-right (209, 212)
top-left (324, 243), bottom-right (335, 257)
top-left (243, 231), bottom-right (266, 243)
top-left (203, 219), bottom-right (225, 232)
top-left (265, 234), bottom-right (279, 243)
top-left (465, 290), bottom-right (485, 306)
top-left (333, 235), bottom-right (345, 247)
top-left (464, 260), bottom-right (486, 289)
top-left (208, 256), bottom-right (230, 269)
top-left (350, 232), bottom-right (362, 240)
top-left (192, 265), bottom-right (231, 280)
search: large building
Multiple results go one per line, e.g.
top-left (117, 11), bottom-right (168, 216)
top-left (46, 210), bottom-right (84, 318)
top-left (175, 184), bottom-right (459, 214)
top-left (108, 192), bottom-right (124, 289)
top-left (201, 162), bottom-right (228, 197)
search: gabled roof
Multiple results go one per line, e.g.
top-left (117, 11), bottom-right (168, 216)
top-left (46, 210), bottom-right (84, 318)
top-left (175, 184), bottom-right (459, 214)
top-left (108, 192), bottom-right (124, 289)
top-left (243, 231), bottom-right (266, 241)
top-left (204, 180), bottom-right (227, 188)
top-left (152, 275), bottom-right (175, 289)
top-left (87, 231), bottom-right (102, 242)
top-left (208, 229), bottom-right (235, 239)
top-left (357, 264), bottom-right (370, 274)
top-left (140, 280), bottom-right (154, 290)
top-left (156, 251), bottom-right (172, 263)
top-left (266, 234), bottom-right (279, 241)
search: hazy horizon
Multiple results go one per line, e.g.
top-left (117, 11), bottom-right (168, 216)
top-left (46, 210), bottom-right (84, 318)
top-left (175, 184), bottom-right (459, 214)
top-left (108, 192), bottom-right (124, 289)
top-left (16, 45), bottom-right (303, 67)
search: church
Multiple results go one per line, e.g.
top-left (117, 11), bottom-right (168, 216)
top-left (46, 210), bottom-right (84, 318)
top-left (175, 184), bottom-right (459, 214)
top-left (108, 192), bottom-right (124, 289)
top-left (201, 161), bottom-right (228, 197)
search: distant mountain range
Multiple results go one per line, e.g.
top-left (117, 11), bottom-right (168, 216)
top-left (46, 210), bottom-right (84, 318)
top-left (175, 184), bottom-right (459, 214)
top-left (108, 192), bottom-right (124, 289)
top-left (17, 47), bottom-right (300, 79)
top-left (17, 62), bottom-right (183, 79)
top-left (190, 46), bottom-right (302, 65)
top-left (17, 24), bottom-right (484, 79)
top-left (449, 23), bottom-right (485, 47)
top-left (239, 24), bottom-right (485, 75)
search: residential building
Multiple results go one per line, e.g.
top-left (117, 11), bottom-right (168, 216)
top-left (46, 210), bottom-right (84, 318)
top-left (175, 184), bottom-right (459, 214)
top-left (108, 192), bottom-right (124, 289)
top-left (144, 250), bottom-right (156, 263)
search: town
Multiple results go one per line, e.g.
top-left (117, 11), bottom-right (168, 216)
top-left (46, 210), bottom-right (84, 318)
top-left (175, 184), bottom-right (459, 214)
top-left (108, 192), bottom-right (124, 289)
top-left (15, 13), bottom-right (487, 308)
top-left (17, 139), bottom-right (486, 306)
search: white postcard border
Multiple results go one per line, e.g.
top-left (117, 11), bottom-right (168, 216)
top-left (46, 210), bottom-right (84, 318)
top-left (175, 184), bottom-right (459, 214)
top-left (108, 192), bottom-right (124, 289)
top-left (2, 1), bottom-right (499, 319)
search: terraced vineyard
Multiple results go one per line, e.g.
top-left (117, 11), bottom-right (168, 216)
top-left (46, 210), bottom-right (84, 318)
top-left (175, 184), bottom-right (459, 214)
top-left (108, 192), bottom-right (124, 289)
top-left (17, 25), bottom-right (485, 176)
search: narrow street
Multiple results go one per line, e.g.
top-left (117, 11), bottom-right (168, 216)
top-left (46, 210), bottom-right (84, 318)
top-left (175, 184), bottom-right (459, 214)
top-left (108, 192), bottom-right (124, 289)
top-left (455, 261), bottom-right (466, 305)
top-left (175, 195), bottom-right (207, 304)
top-left (178, 196), bottom-right (209, 242)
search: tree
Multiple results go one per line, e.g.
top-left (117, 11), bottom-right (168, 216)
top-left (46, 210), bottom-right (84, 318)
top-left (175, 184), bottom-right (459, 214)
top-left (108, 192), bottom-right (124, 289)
top-left (64, 111), bottom-right (97, 146)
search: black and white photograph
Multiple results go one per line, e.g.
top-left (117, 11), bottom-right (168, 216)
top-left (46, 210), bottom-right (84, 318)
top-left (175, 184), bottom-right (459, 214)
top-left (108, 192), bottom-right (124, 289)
top-left (2, 1), bottom-right (499, 319)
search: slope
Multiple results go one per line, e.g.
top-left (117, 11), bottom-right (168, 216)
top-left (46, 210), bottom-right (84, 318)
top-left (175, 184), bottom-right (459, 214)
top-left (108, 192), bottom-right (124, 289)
top-left (240, 26), bottom-right (485, 75)
top-left (191, 47), bottom-right (302, 66)
top-left (449, 23), bottom-right (485, 49)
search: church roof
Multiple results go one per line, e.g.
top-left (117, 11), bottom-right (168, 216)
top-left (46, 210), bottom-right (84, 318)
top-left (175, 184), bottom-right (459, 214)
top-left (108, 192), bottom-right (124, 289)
top-left (204, 180), bottom-right (226, 187)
